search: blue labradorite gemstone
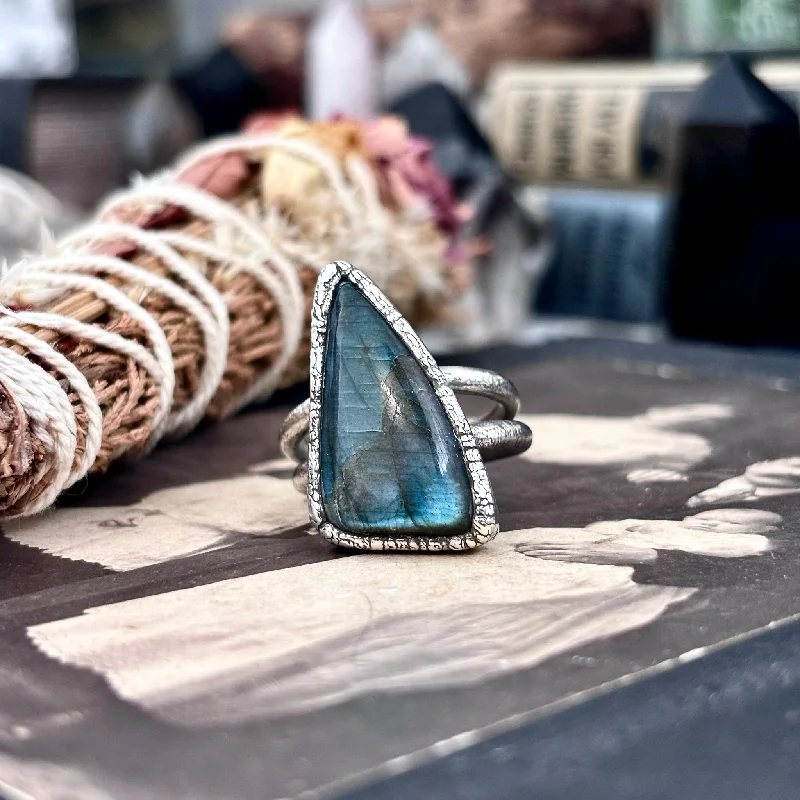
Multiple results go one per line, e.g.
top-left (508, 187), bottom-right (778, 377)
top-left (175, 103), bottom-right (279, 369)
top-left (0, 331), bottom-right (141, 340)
top-left (319, 282), bottom-right (472, 536)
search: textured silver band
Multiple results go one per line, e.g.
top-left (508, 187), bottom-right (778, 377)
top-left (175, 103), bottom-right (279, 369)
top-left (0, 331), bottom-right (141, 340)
top-left (280, 366), bottom-right (532, 483)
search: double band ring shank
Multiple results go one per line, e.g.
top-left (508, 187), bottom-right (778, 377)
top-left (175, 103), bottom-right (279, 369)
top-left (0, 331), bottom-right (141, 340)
top-left (280, 366), bottom-right (532, 473)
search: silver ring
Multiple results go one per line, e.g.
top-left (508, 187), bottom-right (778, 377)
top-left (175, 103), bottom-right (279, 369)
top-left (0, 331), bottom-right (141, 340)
top-left (281, 261), bottom-right (533, 553)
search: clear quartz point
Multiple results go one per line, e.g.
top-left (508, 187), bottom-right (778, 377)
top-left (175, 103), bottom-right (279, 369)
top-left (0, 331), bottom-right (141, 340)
top-left (306, 0), bottom-right (378, 120)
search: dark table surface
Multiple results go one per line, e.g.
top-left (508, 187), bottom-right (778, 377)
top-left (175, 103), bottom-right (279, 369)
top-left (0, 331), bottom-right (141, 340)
top-left (1, 337), bottom-right (800, 799)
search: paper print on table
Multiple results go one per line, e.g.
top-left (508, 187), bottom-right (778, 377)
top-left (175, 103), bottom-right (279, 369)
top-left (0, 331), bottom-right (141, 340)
top-left (1, 353), bottom-right (800, 800)
top-left (27, 506), bottom-right (774, 728)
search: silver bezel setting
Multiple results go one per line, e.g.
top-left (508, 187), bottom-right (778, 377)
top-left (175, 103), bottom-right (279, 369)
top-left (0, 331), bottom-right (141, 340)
top-left (307, 261), bottom-right (499, 551)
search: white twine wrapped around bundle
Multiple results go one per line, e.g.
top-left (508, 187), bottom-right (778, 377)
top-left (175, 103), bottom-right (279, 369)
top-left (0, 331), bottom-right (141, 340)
top-left (0, 121), bottom-right (472, 518)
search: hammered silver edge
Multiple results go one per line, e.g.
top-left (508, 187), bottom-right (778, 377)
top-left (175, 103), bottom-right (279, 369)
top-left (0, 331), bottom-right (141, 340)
top-left (307, 260), bottom-right (498, 552)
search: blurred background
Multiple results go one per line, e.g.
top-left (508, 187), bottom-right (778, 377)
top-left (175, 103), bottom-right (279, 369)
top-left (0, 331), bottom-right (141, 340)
top-left (3, 0), bottom-right (800, 351)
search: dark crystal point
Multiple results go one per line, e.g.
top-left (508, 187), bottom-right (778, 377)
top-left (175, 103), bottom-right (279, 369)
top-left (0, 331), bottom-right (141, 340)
top-left (666, 53), bottom-right (800, 346)
top-left (389, 82), bottom-right (498, 190)
top-left (319, 282), bottom-right (472, 536)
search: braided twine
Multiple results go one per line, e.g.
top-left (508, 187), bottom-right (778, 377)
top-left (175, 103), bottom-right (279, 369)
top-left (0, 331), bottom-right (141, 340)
top-left (0, 132), bottom-right (469, 518)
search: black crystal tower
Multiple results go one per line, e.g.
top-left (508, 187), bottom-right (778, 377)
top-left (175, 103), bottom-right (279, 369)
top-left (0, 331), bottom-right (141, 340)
top-left (666, 53), bottom-right (800, 346)
top-left (389, 82), bottom-right (498, 190)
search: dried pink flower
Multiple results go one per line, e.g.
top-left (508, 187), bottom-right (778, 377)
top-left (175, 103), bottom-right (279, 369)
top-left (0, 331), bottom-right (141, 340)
top-left (363, 116), bottom-right (472, 236)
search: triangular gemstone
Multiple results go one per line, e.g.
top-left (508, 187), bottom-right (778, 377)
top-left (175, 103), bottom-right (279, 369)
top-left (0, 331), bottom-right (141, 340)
top-left (319, 281), bottom-right (472, 536)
